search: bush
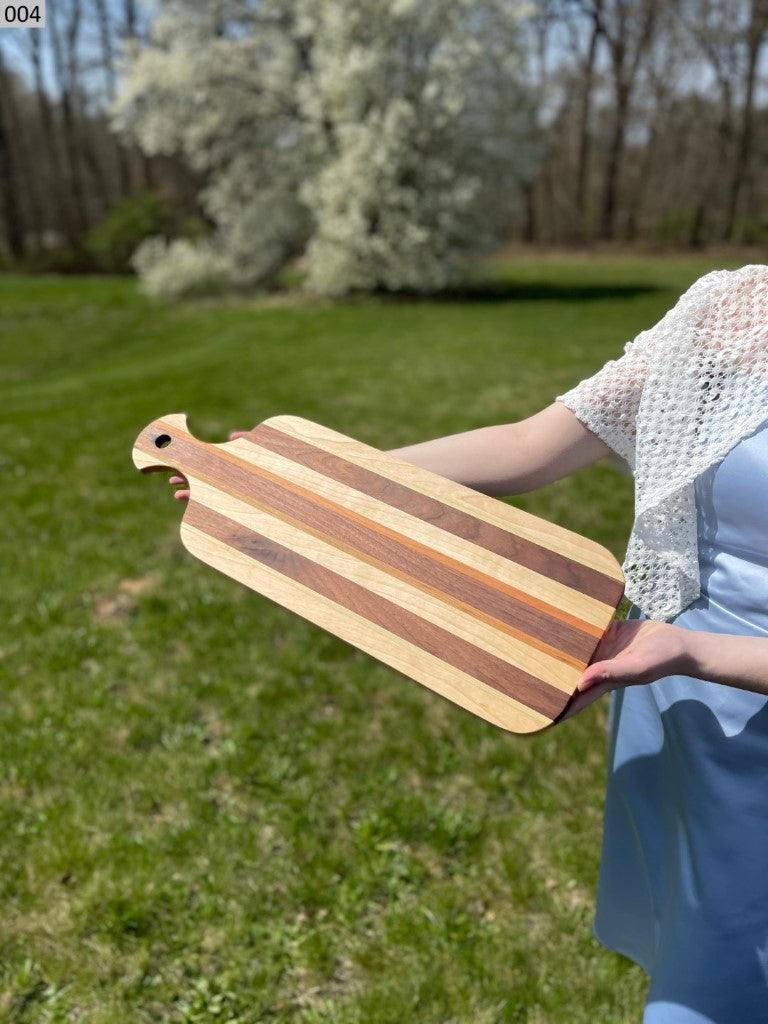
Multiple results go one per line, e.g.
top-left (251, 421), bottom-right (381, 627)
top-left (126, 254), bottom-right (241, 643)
top-left (131, 236), bottom-right (233, 299)
top-left (643, 208), bottom-right (701, 246)
top-left (730, 214), bottom-right (768, 246)
top-left (21, 245), bottom-right (95, 274)
top-left (85, 192), bottom-right (181, 273)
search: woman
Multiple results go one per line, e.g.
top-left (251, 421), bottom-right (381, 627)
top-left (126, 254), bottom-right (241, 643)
top-left (170, 265), bottom-right (768, 1022)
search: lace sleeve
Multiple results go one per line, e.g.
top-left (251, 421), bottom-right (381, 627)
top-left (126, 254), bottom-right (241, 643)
top-left (555, 328), bottom-right (656, 475)
top-left (555, 271), bottom-right (724, 476)
top-left (554, 266), bottom-right (768, 620)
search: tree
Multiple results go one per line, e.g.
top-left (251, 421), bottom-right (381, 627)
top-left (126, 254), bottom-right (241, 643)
top-left (725, 0), bottom-right (768, 239)
top-left (582, 0), bottom-right (662, 241)
top-left (113, 0), bottom-right (538, 297)
top-left (0, 47), bottom-right (26, 261)
top-left (680, 0), bottom-right (768, 242)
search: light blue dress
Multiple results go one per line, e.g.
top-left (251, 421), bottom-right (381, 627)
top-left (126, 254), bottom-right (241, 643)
top-left (595, 419), bottom-right (768, 1024)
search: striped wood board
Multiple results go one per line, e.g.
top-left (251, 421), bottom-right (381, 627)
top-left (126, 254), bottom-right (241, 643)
top-left (133, 414), bottom-right (624, 733)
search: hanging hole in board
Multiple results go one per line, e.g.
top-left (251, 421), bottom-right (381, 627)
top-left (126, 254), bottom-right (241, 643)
top-left (154, 434), bottom-right (171, 449)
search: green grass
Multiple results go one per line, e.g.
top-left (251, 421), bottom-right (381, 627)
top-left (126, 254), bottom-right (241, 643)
top-left (0, 254), bottom-right (748, 1022)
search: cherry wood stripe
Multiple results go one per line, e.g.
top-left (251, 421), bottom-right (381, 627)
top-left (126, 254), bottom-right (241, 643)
top-left (180, 523), bottom-right (550, 732)
top-left (247, 422), bottom-right (620, 605)
top-left (230, 437), bottom-right (614, 630)
top-left (159, 428), bottom-right (597, 662)
top-left (185, 501), bottom-right (568, 720)
top-left (186, 475), bottom-right (583, 689)
top-left (264, 418), bottom-right (620, 579)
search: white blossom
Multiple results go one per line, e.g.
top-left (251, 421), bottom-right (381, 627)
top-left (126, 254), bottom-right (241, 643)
top-left (114, 0), bottom-right (537, 297)
top-left (131, 237), bottom-right (234, 299)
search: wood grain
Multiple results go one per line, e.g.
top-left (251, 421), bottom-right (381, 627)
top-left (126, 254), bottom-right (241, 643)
top-left (133, 414), bottom-right (625, 733)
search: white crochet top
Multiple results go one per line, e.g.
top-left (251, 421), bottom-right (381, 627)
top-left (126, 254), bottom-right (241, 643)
top-left (556, 264), bottom-right (768, 621)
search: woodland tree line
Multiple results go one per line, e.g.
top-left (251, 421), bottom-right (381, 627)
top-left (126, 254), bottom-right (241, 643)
top-left (1, 0), bottom-right (768, 279)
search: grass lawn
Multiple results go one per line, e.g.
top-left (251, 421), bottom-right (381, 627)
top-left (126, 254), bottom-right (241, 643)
top-left (0, 253), bottom-right (749, 1022)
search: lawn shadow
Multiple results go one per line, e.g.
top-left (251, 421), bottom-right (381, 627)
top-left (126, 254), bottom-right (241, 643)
top-left (375, 281), bottom-right (665, 304)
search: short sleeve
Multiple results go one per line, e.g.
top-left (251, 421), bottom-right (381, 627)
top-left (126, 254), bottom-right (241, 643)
top-left (554, 269), bottom-right (726, 477)
top-left (556, 327), bottom-right (657, 476)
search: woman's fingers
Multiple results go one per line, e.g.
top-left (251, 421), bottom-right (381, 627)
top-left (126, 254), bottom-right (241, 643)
top-left (166, 430), bottom-right (250, 501)
top-left (169, 474), bottom-right (190, 501)
top-left (577, 619), bottom-right (687, 695)
top-left (559, 680), bottom-right (613, 721)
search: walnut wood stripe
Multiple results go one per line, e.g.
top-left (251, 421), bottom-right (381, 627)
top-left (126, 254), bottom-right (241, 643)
top-left (186, 475), bottom-right (583, 690)
top-left (248, 421), bottom-right (621, 605)
top-left (180, 522), bottom-right (550, 732)
top-left (229, 437), bottom-right (614, 630)
top-left (267, 418), bottom-right (621, 581)
top-left (202, 458), bottom-right (590, 669)
top-left (184, 500), bottom-right (568, 720)
top-left (157, 427), bottom-right (598, 662)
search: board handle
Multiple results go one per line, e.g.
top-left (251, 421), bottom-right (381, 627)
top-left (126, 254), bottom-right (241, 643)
top-left (133, 413), bottom-right (193, 474)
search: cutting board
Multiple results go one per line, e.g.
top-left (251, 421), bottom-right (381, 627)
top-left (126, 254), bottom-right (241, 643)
top-left (133, 414), bottom-right (624, 733)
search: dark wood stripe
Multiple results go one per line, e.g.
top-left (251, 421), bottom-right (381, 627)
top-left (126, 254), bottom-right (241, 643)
top-left (185, 501), bottom-right (568, 720)
top-left (247, 423), bottom-right (622, 606)
top-left (157, 427), bottom-right (598, 662)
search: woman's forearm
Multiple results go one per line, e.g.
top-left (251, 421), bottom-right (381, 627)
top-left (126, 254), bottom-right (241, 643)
top-left (566, 620), bottom-right (768, 719)
top-left (682, 630), bottom-right (768, 696)
top-left (388, 402), bottom-right (611, 496)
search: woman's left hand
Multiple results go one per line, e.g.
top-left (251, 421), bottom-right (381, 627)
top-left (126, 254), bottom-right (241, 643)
top-left (560, 618), bottom-right (692, 720)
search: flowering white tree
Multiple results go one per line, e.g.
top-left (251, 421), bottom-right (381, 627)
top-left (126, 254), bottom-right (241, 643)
top-left (114, 0), bottom-right (537, 297)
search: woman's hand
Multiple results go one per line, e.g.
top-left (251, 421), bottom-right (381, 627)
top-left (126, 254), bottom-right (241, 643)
top-left (561, 618), bottom-right (692, 720)
top-left (168, 430), bottom-right (250, 500)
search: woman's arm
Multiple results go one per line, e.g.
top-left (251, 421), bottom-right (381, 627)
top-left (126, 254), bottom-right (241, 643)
top-left (170, 403), bottom-right (611, 500)
top-left (387, 401), bottom-right (611, 495)
top-left (562, 619), bottom-right (768, 718)
top-left (686, 631), bottom-right (768, 693)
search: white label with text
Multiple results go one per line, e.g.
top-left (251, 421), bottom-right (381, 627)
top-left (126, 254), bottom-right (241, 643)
top-left (1, 1), bottom-right (45, 27)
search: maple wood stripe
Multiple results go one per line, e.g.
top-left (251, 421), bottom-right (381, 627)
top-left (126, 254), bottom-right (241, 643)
top-left (160, 429), bottom-right (597, 661)
top-left (279, 415), bottom-right (619, 578)
top-left (248, 422), bottom-right (620, 605)
top-left (224, 446), bottom-right (601, 646)
top-left (185, 501), bottom-right (568, 719)
top-left (187, 475), bottom-right (583, 688)
top-left (230, 438), bottom-right (613, 631)
top-left (180, 523), bottom-right (550, 732)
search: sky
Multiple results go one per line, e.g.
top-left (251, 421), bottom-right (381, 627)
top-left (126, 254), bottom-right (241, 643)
top-left (2, 1), bottom-right (768, 114)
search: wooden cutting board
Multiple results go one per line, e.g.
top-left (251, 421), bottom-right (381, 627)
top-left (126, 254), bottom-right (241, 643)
top-left (133, 414), bottom-right (624, 733)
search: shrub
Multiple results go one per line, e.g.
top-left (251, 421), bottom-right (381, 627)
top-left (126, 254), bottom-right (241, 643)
top-left (85, 192), bottom-right (177, 273)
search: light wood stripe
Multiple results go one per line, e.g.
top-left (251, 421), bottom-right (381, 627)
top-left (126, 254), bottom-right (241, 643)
top-left (251, 417), bottom-right (624, 595)
top-left (183, 501), bottom-right (568, 720)
top-left (156, 426), bottom-right (598, 661)
top-left (180, 522), bottom-right (551, 732)
top-left (227, 437), bottom-right (615, 630)
top-left (184, 476), bottom-right (583, 692)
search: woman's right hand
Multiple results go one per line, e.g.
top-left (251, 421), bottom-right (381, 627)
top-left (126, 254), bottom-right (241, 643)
top-left (168, 430), bottom-right (249, 501)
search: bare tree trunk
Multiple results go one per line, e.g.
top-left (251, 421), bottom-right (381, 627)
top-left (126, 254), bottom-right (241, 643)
top-left (50, 0), bottom-right (90, 237)
top-left (522, 181), bottom-right (537, 242)
top-left (724, 0), bottom-right (768, 240)
top-left (28, 31), bottom-right (78, 247)
top-left (701, 93), bottom-right (735, 243)
top-left (65, 0), bottom-right (112, 219)
top-left (574, 13), bottom-right (601, 242)
top-left (624, 131), bottom-right (654, 242)
top-left (93, 0), bottom-right (131, 197)
top-left (590, 0), bottom-right (659, 240)
top-left (6, 83), bottom-right (46, 250)
top-left (600, 76), bottom-right (629, 239)
top-left (122, 0), bottom-right (153, 189)
top-left (0, 48), bottom-right (26, 261)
